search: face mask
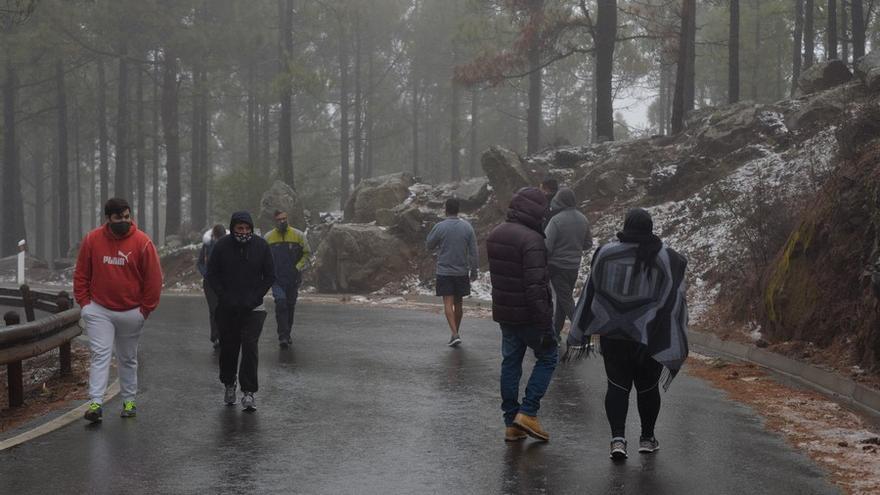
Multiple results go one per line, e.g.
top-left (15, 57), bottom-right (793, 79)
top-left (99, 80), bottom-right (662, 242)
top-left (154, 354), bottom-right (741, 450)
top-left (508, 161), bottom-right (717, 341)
top-left (234, 232), bottom-right (253, 244)
top-left (110, 221), bottom-right (131, 236)
top-left (278, 221), bottom-right (289, 232)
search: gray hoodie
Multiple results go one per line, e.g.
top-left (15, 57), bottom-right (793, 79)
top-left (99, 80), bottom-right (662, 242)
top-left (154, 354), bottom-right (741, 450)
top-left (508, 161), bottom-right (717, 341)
top-left (544, 188), bottom-right (592, 269)
top-left (426, 216), bottom-right (479, 276)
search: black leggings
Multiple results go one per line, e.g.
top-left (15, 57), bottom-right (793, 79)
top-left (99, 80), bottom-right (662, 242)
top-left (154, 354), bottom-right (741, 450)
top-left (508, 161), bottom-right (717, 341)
top-left (601, 337), bottom-right (663, 439)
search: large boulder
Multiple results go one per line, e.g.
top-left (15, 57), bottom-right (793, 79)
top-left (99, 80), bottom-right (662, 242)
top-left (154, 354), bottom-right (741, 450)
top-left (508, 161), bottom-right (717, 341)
top-left (344, 173), bottom-right (415, 223)
top-left (693, 103), bottom-right (788, 155)
top-left (855, 51), bottom-right (880, 92)
top-left (450, 177), bottom-right (490, 211)
top-left (313, 224), bottom-right (415, 293)
top-left (797, 60), bottom-right (853, 95)
top-left (481, 146), bottom-right (532, 210)
top-left (260, 180), bottom-right (306, 230)
top-left (785, 82), bottom-right (865, 131)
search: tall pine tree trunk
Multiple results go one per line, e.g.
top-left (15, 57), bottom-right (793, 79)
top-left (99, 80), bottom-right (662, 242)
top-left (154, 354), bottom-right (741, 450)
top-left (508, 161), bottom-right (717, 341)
top-left (34, 143), bottom-right (45, 259)
top-left (411, 76), bottom-right (420, 176)
top-left (151, 53), bottom-right (161, 242)
top-left (792, 0), bottom-right (804, 96)
top-left (526, 30), bottom-right (542, 152)
top-left (191, 65), bottom-right (203, 231)
top-left (804, 0), bottom-right (815, 68)
top-left (353, 17), bottom-right (363, 186)
top-left (671, 0), bottom-right (696, 134)
top-left (729, 0), bottom-right (740, 103)
top-left (2, 62), bottom-right (26, 256)
top-left (842, 0), bottom-right (850, 62)
top-left (115, 43), bottom-right (130, 200)
top-left (828, 0), bottom-right (839, 59)
top-left (751, 0), bottom-right (761, 101)
top-left (136, 62), bottom-right (146, 229)
top-left (56, 60), bottom-right (70, 257)
top-left (74, 96), bottom-right (82, 239)
top-left (161, 48), bottom-right (181, 237)
top-left (469, 88), bottom-right (479, 177)
top-left (247, 61), bottom-right (257, 167)
top-left (97, 59), bottom-right (109, 213)
top-left (278, 0), bottom-right (294, 186)
top-left (595, 0), bottom-right (617, 141)
top-left (338, 23), bottom-right (351, 210)
top-left (852, 0), bottom-right (865, 60)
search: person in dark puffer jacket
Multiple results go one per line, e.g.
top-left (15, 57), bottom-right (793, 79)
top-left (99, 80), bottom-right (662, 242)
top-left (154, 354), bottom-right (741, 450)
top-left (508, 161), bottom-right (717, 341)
top-left (487, 187), bottom-right (557, 443)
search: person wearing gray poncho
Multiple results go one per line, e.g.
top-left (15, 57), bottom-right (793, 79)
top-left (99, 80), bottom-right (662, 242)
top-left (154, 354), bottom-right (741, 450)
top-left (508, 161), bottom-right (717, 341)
top-left (566, 208), bottom-right (689, 461)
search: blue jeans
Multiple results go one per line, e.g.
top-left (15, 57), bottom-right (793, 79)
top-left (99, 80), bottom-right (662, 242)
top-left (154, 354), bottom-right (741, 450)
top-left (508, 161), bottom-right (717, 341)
top-left (500, 324), bottom-right (558, 426)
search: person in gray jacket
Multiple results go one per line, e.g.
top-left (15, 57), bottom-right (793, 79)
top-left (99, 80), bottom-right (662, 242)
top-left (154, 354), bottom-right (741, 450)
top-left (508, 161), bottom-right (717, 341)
top-left (544, 188), bottom-right (592, 340)
top-left (426, 197), bottom-right (479, 347)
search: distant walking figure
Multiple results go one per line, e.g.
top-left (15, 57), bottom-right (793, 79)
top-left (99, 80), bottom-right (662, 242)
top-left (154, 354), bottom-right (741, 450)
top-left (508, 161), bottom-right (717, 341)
top-left (487, 187), bottom-right (557, 442)
top-left (206, 211), bottom-right (275, 412)
top-left (567, 208), bottom-right (689, 460)
top-left (265, 209), bottom-right (310, 349)
top-left (197, 224), bottom-right (227, 349)
top-left (544, 188), bottom-right (591, 341)
top-left (74, 198), bottom-right (163, 422)
top-left (426, 197), bottom-right (479, 347)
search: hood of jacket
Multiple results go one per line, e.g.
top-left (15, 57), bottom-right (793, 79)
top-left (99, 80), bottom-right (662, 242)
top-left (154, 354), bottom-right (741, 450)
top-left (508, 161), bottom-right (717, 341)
top-left (506, 187), bottom-right (547, 234)
top-left (229, 211), bottom-right (255, 232)
top-left (550, 187), bottom-right (577, 211)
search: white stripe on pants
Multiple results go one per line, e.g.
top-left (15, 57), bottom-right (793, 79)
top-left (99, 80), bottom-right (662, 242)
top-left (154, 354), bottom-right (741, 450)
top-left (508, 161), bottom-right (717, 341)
top-left (82, 302), bottom-right (145, 404)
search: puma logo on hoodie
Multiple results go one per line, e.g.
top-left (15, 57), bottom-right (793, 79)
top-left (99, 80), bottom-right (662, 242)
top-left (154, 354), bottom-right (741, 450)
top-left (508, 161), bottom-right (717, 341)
top-left (103, 250), bottom-right (132, 266)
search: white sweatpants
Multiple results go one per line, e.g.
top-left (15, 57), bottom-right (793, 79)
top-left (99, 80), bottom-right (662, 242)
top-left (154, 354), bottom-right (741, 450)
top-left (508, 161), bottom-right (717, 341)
top-left (82, 302), bottom-right (145, 404)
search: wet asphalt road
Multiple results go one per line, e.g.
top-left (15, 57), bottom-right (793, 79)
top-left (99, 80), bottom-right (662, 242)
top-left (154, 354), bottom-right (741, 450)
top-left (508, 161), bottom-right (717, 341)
top-left (0, 295), bottom-right (838, 494)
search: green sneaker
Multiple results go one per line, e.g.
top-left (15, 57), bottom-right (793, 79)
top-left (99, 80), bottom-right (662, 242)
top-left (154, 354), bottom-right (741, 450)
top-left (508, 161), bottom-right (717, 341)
top-left (84, 402), bottom-right (103, 423)
top-left (120, 400), bottom-right (137, 418)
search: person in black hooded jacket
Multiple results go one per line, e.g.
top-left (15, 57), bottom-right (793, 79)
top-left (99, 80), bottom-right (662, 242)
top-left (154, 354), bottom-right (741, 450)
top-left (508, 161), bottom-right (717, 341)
top-left (206, 211), bottom-right (275, 411)
top-left (487, 187), bottom-right (557, 443)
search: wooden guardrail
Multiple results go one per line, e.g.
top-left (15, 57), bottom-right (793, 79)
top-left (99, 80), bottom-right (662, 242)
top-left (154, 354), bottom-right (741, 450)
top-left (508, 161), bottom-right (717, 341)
top-left (0, 285), bottom-right (80, 407)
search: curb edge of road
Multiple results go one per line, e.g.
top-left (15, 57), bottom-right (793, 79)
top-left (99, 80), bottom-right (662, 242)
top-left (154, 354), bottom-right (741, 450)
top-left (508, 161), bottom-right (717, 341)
top-left (0, 380), bottom-right (120, 451)
top-left (689, 331), bottom-right (880, 420)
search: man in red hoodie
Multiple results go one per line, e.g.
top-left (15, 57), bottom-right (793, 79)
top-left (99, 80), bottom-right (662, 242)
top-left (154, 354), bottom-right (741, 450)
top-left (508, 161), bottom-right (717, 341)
top-left (74, 198), bottom-right (163, 422)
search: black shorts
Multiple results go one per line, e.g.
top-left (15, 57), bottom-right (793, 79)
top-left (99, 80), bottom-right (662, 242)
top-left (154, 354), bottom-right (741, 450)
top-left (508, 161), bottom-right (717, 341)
top-left (436, 275), bottom-right (471, 297)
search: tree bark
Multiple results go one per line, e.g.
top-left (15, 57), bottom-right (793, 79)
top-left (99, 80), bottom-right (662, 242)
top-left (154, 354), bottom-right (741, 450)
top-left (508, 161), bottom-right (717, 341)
top-left (136, 62), bottom-right (146, 229)
top-left (469, 88), bottom-right (479, 177)
top-left (411, 74), bottom-right (420, 176)
top-left (842, 0), bottom-right (850, 63)
top-left (338, 23), bottom-right (351, 210)
top-left (278, 0), bottom-right (294, 187)
top-left (115, 42), bottom-right (130, 200)
top-left (34, 143), bottom-right (45, 259)
top-left (247, 61), bottom-right (257, 167)
top-left (191, 65), bottom-right (203, 231)
top-left (751, 0), bottom-right (760, 101)
top-left (260, 103), bottom-right (270, 177)
top-left (199, 69), bottom-right (209, 229)
top-left (671, 0), bottom-right (696, 134)
top-left (56, 60), bottom-right (70, 257)
top-left (364, 44), bottom-right (374, 179)
top-left (804, 0), bottom-right (815, 68)
top-left (729, 0), bottom-right (740, 104)
top-left (74, 96), bottom-right (82, 239)
top-left (595, 0), bottom-right (617, 141)
top-left (852, 0), bottom-right (865, 60)
top-left (828, 0), bottom-right (839, 59)
top-left (97, 59), bottom-right (109, 212)
top-left (353, 16), bottom-right (363, 186)
top-left (526, 2), bottom-right (543, 153)
top-left (792, 0), bottom-right (804, 96)
top-left (161, 48), bottom-right (181, 237)
top-left (151, 52), bottom-right (161, 243)
top-left (2, 62), bottom-right (26, 256)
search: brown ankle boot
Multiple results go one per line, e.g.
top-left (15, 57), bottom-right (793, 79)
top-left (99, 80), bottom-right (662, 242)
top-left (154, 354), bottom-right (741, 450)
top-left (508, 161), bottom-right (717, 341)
top-left (513, 413), bottom-right (549, 442)
top-left (505, 426), bottom-right (527, 442)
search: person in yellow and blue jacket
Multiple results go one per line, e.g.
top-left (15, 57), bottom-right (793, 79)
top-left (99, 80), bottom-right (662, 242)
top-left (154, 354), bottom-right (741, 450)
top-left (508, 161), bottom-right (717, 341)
top-left (265, 209), bottom-right (311, 348)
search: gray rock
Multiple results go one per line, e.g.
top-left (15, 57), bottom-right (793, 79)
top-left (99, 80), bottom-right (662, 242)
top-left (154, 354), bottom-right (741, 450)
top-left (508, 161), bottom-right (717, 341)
top-left (855, 51), bottom-right (880, 92)
top-left (260, 180), bottom-right (306, 230)
top-left (797, 60), bottom-right (852, 95)
top-left (786, 82), bottom-right (865, 130)
top-left (481, 146), bottom-right (533, 210)
top-left (344, 173), bottom-right (415, 223)
top-left (450, 178), bottom-right (490, 210)
top-left (313, 223), bottom-right (414, 293)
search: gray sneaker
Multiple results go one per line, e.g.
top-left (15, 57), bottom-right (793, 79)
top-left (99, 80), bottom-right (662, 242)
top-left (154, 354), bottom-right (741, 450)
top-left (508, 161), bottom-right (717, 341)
top-left (638, 436), bottom-right (660, 453)
top-left (224, 383), bottom-right (237, 405)
top-left (610, 437), bottom-right (628, 460)
top-left (241, 392), bottom-right (256, 412)
top-left (447, 334), bottom-right (462, 347)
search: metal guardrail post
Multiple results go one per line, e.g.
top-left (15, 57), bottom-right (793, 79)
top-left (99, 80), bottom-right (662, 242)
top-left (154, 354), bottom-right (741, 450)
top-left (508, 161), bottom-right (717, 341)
top-left (19, 284), bottom-right (35, 322)
top-left (56, 292), bottom-right (72, 375)
top-left (3, 311), bottom-right (23, 407)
